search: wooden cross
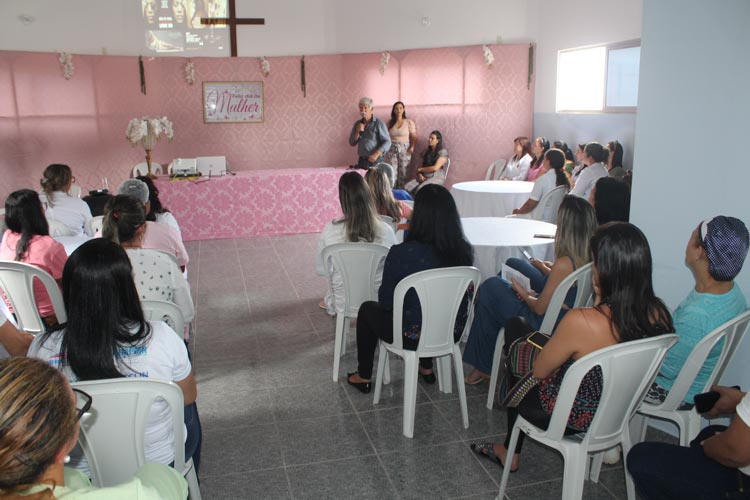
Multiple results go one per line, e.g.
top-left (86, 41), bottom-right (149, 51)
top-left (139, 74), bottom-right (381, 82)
top-left (200, 0), bottom-right (264, 57)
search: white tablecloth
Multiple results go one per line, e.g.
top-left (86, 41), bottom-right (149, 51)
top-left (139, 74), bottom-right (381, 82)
top-left (462, 217), bottom-right (557, 280)
top-left (451, 181), bottom-right (534, 218)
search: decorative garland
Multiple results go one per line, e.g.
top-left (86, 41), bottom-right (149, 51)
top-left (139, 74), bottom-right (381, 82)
top-left (482, 45), bottom-right (494, 69)
top-left (184, 60), bottom-right (195, 85)
top-left (260, 56), bottom-right (270, 77)
top-left (379, 51), bottom-right (391, 76)
top-left (58, 52), bottom-right (74, 80)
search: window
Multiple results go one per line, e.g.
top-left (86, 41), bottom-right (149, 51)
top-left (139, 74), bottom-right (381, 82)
top-left (556, 40), bottom-right (640, 113)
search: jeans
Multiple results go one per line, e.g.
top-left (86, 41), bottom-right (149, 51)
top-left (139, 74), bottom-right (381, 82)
top-left (628, 426), bottom-right (750, 499)
top-left (184, 402), bottom-right (203, 474)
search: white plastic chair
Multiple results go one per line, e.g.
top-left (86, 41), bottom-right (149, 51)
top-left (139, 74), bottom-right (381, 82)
top-left (506, 185), bottom-right (568, 224)
top-left (485, 159), bottom-right (507, 180)
top-left (372, 266), bottom-right (481, 438)
top-left (0, 260), bottom-right (67, 334)
top-left (496, 334), bottom-right (678, 500)
top-left (141, 299), bottom-right (186, 339)
top-left (86, 215), bottom-right (104, 236)
top-left (632, 310), bottom-right (750, 446)
top-left (320, 243), bottom-right (390, 382)
top-left (443, 158), bottom-right (451, 182)
top-left (47, 218), bottom-right (77, 237)
top-left (68, 185), bottom-right (82, 198)
top-left (133, 162), bottom-right (163, 177)
top-left (72, 378), bottom-right (201, 500)
top-left (486, 262), bottom-right (594, 409)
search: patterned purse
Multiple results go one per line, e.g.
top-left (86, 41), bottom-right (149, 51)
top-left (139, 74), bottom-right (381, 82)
top-left (498, 331), bottom-right (550, 408)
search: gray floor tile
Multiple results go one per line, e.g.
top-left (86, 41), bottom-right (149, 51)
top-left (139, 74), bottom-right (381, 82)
top-left (380, 441), bottom-right (498, 500)
top-left (436, 395), bottom-right (508, 440)
top-left (192, 336), bottom-right (259, 367)
top-left (200, 423), bottom-right (283, 476)
top-left (359, 403), bottom-right (460, 454)
top-left (286, 455), bottom-right (398, 500)
top-left (246, 313), bottom-right (316, 336)
top-left (199, 386), bottom-right (276, 429)
top-left (200, 468), bottom-right (291, 500)
top-left (504, 477), bottom-right (616, 500)
top-left (277, 413), bottom-right (375, 466)
top-left (272, 382), bottom-right (355, 421)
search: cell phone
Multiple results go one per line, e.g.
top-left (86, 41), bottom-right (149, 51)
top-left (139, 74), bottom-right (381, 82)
top-left (526, 331), bottom-right (550, 350)
top-left (693, 391), bottom-right (720, 414)
top-left (522, 250), bottom-right (533, 260)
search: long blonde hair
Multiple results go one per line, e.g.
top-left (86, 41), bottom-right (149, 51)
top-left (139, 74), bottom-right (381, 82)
top-left (554, 195), bottom-right (597, 268)
top-left (0, 358), bottom-right (78, 500)
top-left (365, 168), bottom-right (401, 222)
top-left (337, 172), bottom-right (379, 242)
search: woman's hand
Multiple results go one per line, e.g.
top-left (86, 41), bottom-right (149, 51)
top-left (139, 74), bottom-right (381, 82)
top-left (416, 171), bottom-right (426, 183)
top-left (530, 259), bottom-right (551, 275)
top-left (707, 385), bottom-right (745, 418)
top-left (511, 278), bottom-right (535, 301)
top-left (407, 146), bottom-right (414, 155)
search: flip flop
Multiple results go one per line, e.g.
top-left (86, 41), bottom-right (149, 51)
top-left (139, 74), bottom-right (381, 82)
top-left (469, 442), bottom-right (518, 473)
top-left (464, 373), bottom-right (489, 385)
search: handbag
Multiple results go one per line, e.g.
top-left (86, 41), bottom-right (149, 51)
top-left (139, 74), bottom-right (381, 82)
top-left (498, 331), bottom-right (551, 408)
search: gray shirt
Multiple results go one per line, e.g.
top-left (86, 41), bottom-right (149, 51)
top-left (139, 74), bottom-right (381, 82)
top-left (349, 116), bottom-right (392, 158)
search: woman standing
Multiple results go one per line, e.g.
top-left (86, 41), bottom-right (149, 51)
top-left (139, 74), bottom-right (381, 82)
top-left (383, 101), bottom-right (417, 189)
top-left (39, 163), bottom-right (93, 237)
top-left (347, 185), bottom-right (473, 392)
top-left (498, 137), bottom-right (533, 181)
top-left (404, 130), bottom-right (449, 193)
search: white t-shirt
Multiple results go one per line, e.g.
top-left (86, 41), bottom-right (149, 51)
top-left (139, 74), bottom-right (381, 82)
top-left (528, 169), bottom-right (561, 223)
top-left (41, 191), bottom-right (94, 237)
top-left (155, 212), bottom-right (182, 240)
top-left (126, 248), bottom-right (195, 325)
top-left (499, 154), bottom-right (533, 181)
top-left (734, 392), bottom-right (750, 475)
top-left (315, 218), bottom-right (397, 315)
top-left (28, 321), bottom-right (192, 467)
top-left (570, 162), bottom-right (607, 199)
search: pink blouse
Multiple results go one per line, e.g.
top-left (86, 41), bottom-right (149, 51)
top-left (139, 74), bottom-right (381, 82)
top-left (389, 119), bottom-right (416, 144)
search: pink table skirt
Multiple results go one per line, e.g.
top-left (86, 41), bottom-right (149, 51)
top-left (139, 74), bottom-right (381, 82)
top-left (154, 168), bottom-right (350, 241)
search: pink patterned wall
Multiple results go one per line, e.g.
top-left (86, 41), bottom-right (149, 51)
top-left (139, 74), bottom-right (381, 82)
top-left (0, 45), bottom-right (533, 204)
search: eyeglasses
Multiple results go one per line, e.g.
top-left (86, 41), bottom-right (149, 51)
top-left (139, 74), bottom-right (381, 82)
top-left (71, 176), bottom-right (77, 184)
top-left (72, 388), bottom-right (92, 420)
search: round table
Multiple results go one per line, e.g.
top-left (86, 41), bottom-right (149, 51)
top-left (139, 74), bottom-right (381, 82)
top-left (451, 181), bottom-right (533, 218)
top-left (462, 217), bottom-right (557, 280)
top-left (54, 235), bottom-right (92, 256)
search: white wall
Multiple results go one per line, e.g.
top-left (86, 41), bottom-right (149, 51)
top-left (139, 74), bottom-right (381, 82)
top-left (632, 0), bottom-right (750, 389)
top-left (0, 0), bottom-right (532, 57)
top-left (531, 0), bottom-right (642, 166)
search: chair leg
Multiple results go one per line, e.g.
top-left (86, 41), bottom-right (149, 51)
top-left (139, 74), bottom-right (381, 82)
top-left (373, 344), bottom-right (387, 404)
top-left (332, 313), bottom-right (345, 382)
top-left (453, 345), bottom-right (469, 429)
top-left (497, 422), bottom-right (521, 499)
top-left (629, 413), bottom-right (647, 444)
top-left (341, 316), bottom-right (349, 356)
top-left (437, 356), bottom-right (452, 394)
top-left (185, 460), bottom-right (202, 500)
top-left (402, 353), bottom-right (419, 438)
top-left (682, 412), bottom-right (699, 447)
top-left (589, 450), bottom-right (603, 483)
top-left (486, 328), bottom-right (505, 410)
top-left (384, 353), bottom-right (391, 385)
top-left (560, 448), bottom-right (587, 500)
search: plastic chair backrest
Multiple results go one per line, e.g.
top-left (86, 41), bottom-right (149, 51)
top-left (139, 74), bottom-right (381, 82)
top-left (544, 334), bottom-right (677, 445)
top-left (485, 159), bottom-right (507, 180)
top-left (141, 300), bottom-right (185, 338)
top-left (68, 185), bottom-right (82, 199)
top-left (443, 158), bottom-right (451, 180)
top-left (72, 378), bottom-right (187, 487)
top-left (529, 185), bottom-right (568, 223)
top-left (47, 218), bottom-right (76, 237)
top-left (537, 262), bottom-right (593, 335)
top-left (391, 266), bottom-right (481, 356)
top-left (321, 243), bottom-right (390, 316)
top-left (86, 215), bottom-right (104, 236)
top-left (0, 260), bottom-right (67, 334)
top-left (658, 310), bottom-right (750, 411)
top-left (133, 163), bottom-right (163, 177)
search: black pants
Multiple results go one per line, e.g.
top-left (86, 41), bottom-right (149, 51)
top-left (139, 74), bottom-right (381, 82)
top-left (356, 301), bottom-right (432, 380)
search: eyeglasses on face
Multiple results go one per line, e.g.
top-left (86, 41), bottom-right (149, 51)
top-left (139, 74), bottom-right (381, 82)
top-left (72, 388), bottom-right (92, 420)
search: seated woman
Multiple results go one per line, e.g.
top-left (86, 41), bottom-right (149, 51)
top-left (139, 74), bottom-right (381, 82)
top-left (463, 196), bottom-right (597, 384)
top-left (0, 357), bottom-right (188, 499)
top-left (606, 140), bottom-right (626, 181)
top-left (471, 222), bottom-right (674, 471)
top-left (137, 175), bottom-right (183, 239)
top-left (316, 172), bottom-right (397, 316)
top-left (403, 130), bottom-right (449, 193)
top-left (553, 140), bottom-right (576, 176)
top-left (511, 148), bottom-right (570, 220)
top-left (590, 177), bottom-right (631, 225)
top-left (347, 184), bottom-right (474, 392)
top-left (365, 167), bottom-right (412, 229)
top-left (525, 137), bottom-right (550, 182)
top-left (498, 137), bottom-right (533, 181)
top-left (29, 238), bottom-right (202, 474)
top-left (570, 143), bottom-right (588, 185)
top-left (570, 142), bottom-right (609, 199)
top-left (0, 189), bottom-right (67, 326)
top-left (39, 163), bottom-right (93, 237)
top-left (646, 216), bottom-right (748, 406)
top-left (102, 195), bottom-right (195, 340)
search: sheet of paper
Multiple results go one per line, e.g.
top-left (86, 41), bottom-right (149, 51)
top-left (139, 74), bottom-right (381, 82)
top-left (502, 264), bottom-right (531, 295)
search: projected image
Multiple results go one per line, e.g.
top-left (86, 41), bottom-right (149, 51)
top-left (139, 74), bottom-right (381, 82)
top-left (142, 0), bottom-right (228, 54)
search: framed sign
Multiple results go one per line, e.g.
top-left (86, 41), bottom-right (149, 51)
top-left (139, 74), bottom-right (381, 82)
top-left (203, 81), bottom-right (264, 123)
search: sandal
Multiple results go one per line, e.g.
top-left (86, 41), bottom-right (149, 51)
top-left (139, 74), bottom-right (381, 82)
top-left (464, 372), bottom-right (489, 385)
top-left (469, 442), bottom-right (518, 473)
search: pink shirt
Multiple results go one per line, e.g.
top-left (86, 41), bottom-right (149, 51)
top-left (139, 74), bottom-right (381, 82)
top-left (526, 163), bottom-right (545, 182)
top-left (141, 221), bottom-right (189, 268)
top-left (389, 119), bottom-right (416, 144)
top-left (0, 230), bottom-right (67, 317)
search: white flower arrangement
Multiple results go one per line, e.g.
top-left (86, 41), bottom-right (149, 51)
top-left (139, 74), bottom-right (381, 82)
top-left (184, 60), bottom-right (195, 85)
top-left (379, 51), bottom-right (391, 76)
top-left (482, 45), bottom-right (494, 69)
top-left (126, 116), bottom-right (174, 150)
top-left (58, 52), bottom-right (74, 80)
top-left (260, 56), bottom-right (270, 77)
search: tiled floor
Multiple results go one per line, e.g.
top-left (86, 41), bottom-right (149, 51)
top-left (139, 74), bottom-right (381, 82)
top-left (187, 234), bottom-right (668, 500)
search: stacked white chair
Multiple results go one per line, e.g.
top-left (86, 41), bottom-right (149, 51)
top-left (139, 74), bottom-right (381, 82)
top-left (72, 378), bottom-right (201, 499)
top-left (485, 159), bottom-right (507, 180)
top-left (141, 299), bottom-right (186, 339)
top-left (496, 334), bottom-right (678, 500)
top-left (0, 261), bottom-right (67, 334)
top-left (372, 266), bottom-right (481, 438)
top-left (320, 243), bottom-right (390, 382)
top-left (133, 163), bottom-right (163, 177)
top-left (486, 262), bottom-right (594, 409)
